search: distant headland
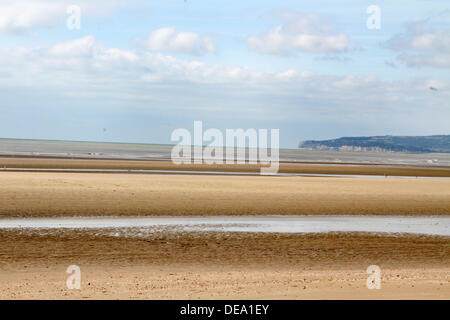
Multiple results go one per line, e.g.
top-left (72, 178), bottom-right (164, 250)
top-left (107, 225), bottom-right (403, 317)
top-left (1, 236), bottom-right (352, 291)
top-left (298, 135), bottom-right (450, 153)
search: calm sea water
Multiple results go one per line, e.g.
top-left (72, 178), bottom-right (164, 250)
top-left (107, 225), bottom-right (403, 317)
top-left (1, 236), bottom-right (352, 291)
top-left (1, 138), bottom-right (449, 166)
top-left (0, 216), bottom-right (448, 236)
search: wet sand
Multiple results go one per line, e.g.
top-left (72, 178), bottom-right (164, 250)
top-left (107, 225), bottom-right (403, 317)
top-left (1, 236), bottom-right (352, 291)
top-left (0, 171), bottom-right (449, 217)
top-left (1, 156), bottom-right (450, 177)
top-left (0, 230), bottom-right (448, 299)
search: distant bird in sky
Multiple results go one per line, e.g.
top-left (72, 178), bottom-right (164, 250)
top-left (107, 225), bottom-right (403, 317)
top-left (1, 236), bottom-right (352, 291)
top-left (429, 86), bottom-right (438, 91)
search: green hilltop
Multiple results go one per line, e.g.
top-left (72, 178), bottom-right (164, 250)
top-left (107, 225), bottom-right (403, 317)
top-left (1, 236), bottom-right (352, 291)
top-left (298, 135), bottom-right (450, 153)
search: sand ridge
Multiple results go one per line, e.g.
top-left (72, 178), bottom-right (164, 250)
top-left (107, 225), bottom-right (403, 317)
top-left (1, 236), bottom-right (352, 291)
top-left (0, 171), bottom-right (449, 217)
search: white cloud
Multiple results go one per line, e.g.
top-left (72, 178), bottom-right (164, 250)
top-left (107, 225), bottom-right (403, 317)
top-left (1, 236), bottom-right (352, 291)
top-left (0, 0), bottom-right (124, 34)
top-left (0, 35), bottom-right (447, 93)
top-left (387, 16), bottom-right (450, 68)
top-left (0, 35), bottom-right (448, 133)
top-left (0, 1), bottom-right (63, 33)
top-left (142, 27), bottom-right (216, 56)
top-left (49, 35), bottom-right (96, 56)
top-left (248, 13), bottom-right (351, 55)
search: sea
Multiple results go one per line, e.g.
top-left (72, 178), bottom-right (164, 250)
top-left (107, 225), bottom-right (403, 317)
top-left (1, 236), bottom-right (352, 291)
top-left (1, 138), bottom-right (449, 166)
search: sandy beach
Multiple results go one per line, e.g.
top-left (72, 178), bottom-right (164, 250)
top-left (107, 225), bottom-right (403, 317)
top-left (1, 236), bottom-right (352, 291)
top-left (2, 0), bottom-right (450, 304)
top-left (0, 230), bottom-right (448, 299)
top-left (0, 170), bottom-right (449, 217)
top-left (0, 157), bottom-right (449, 299)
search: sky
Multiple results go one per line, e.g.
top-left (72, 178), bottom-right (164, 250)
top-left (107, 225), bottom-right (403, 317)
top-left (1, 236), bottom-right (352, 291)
top-left (0, 0), bottom-right (449, 148)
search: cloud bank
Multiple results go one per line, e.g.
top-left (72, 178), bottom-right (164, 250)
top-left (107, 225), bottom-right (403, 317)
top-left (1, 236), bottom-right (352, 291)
top-left (1, 35), bottom-right (447, 123)
top-left (248, 13), bottom-right (351, 55)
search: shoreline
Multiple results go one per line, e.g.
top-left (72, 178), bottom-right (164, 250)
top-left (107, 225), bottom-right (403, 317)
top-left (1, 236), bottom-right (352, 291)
top-left (3, 167), bottom-right (450, 179)
top-left (0, 215), bottom-right (448, 236)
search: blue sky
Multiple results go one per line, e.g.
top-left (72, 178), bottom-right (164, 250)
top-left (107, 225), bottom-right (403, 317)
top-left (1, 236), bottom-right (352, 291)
top-left (0, 0), bottom-right (449, 147)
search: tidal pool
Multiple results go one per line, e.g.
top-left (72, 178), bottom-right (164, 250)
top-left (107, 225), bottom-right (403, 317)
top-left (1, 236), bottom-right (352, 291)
top-left (0, 216), bottom-right (448, 236)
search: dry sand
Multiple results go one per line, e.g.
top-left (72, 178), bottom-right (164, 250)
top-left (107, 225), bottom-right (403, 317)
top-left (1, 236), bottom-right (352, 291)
top-left (0, 230), bottom-right (448, 299)
top-left (0, 171), bottom-right (449, 217)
